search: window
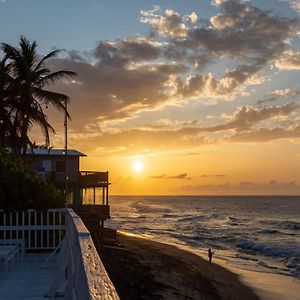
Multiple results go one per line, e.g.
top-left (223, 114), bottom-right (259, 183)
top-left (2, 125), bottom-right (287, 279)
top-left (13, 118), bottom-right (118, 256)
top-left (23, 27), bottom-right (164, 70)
top-left (56, 161), bottom-right (66, 172)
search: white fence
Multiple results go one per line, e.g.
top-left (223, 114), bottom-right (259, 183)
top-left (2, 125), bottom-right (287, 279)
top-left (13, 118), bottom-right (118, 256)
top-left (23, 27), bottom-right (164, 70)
top-left (0, 208), bottom-right (119, 300)
top-left (0, 209), bottom-right (65, 250)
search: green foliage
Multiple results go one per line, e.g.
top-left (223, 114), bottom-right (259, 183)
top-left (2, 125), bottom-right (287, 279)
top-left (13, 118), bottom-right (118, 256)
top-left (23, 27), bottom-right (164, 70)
top-left (0, 149), bottom-right (64, 211)
top-left (0, 36), bottom-right (76, 155)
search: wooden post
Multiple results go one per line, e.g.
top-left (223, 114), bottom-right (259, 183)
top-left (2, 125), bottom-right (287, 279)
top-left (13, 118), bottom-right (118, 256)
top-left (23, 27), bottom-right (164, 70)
top-left (102, 187), bottom-right (105, 205)
top-left (106, 185), bottom-right (108, 206)
top-left (64, 99), bottom-right (68, 207)
top-left (93, 187), bottom-right (95, 205)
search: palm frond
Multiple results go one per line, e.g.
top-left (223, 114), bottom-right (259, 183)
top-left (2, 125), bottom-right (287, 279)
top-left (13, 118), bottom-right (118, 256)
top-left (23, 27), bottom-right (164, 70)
top-left (33, 49), bottom-right (62, 72)
top-left (37, 70), bottom-right (76, 86)
top-left (32, 88), bottom-right (71, 119)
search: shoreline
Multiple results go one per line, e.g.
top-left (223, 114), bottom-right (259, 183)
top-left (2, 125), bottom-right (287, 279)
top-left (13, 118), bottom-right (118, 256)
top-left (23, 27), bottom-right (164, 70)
top-left (97, 231), bottom-right (260, 300)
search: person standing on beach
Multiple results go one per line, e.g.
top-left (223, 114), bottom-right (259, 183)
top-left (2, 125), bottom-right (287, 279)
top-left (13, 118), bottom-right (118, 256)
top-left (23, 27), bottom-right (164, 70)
top-left (208, 248), bottom-right (213, 264)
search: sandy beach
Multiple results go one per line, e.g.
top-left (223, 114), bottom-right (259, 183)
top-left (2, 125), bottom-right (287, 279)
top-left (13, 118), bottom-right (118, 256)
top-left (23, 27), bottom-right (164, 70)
top-left (96, 231), bottom-right (260, 300)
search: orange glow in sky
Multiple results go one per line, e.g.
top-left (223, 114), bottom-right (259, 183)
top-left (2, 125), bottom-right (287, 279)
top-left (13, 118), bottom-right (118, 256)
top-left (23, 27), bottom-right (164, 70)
top-left (14, 0), bottom-right (300, 195)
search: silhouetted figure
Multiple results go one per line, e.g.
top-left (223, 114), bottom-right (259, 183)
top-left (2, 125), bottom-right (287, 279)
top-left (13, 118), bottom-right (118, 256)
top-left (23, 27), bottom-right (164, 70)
top-left (208, 248), bottom-right (213, 264)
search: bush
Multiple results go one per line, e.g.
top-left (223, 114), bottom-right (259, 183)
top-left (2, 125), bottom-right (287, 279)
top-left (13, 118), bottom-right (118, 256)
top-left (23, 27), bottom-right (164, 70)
top-left (0, 149), bottom-right (64, 211)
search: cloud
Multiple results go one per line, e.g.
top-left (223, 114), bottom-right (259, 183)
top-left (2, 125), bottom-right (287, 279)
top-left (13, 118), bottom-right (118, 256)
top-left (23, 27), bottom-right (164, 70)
top-left (137, 118), bottom-right (201, 131)
top-left (186, 0), bottom-right (299, 59)
top-left (275, 50), bottom-right (300, 70)
top-left (58, 102), bottom-right (300, 154)
top-left (140, 6), bottom-right (198, 37)
top-left (180, 180), bottom-right (300, 195)
top-left (149, 174), bottom-right (166, 179)
top-left (46, 0), bottom-right (299, 124)
top-left (281, 0), bottom-right (300, 14)
top-left (200, 174), bottom-right (227, 178)
top-left (42, 0), bottom-right (300, 152)
top-left (228, 126), bottom-right (300, 142)
top-left (193, 103), bottom-right (300, 133)
top-left (168, 173), bottom-right (190, 179)
top-left (149, 173), bottom-right (191, 180)
top-left (224, 103), bottom-right (299, 131)
top-left (256, 88), bottom-right (300, 105)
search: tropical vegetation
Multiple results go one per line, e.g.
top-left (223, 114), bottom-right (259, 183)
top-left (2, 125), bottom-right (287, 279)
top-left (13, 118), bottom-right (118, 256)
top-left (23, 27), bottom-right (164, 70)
top-left (0, 36), bottom-right (76, 155)
top-left (0, 36), bottom-right (75, 210)
top-left (0, 148), bottom-right (64, 211)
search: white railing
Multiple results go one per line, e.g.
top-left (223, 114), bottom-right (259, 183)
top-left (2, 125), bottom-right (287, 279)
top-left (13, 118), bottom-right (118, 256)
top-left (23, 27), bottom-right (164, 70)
top-left (0, 209), bottom-right (66, 250)
top-left (46, 209), bottom-right (119, 300)
top-left (0, 208), bottom-right (119, 299)
top-left (67, 209), bottom-right (119, 300)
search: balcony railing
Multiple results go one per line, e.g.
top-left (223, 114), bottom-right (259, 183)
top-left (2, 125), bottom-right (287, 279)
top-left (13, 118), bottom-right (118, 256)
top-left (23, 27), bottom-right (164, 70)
top-left (80, 171), bottom-right (109, 187)
top-left (0, 208), bottom-right (119, 300)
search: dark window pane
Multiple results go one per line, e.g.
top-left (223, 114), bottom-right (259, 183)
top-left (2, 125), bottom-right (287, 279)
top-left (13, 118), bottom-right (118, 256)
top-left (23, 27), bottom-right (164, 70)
top-left (56, 161), bottom-right (65, 172)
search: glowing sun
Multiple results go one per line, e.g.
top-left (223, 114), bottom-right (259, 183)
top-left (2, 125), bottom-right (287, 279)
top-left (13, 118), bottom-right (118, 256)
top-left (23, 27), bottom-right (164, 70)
top-left (133, 161), bottom-right (143, 172)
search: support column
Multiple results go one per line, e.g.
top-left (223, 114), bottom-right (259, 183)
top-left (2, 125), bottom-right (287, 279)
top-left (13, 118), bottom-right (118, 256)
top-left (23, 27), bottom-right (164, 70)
top-left (93, 187), bottom-right (96, 205)
top-left (102, 187), bottom-right (105, 205)
top-left (106, 185), bottom-right (108, 205)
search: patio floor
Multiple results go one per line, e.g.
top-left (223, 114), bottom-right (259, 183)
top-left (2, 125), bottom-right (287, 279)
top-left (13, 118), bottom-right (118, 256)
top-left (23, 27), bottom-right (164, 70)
top-left (0, 252), bottom-right (58, 300)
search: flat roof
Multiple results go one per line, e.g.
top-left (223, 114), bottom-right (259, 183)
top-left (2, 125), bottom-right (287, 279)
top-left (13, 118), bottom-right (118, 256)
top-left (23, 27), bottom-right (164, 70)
top-left (27, 149), bottom-right (86, 157)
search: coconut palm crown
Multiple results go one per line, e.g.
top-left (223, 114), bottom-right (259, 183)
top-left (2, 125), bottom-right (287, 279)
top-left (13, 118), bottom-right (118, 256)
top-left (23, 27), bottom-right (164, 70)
top-left (0, 36), bottom-right (76, 155)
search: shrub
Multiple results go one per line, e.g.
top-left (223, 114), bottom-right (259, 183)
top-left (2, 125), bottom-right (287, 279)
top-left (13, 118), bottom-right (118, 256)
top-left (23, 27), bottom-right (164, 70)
top-left (0, 149), bottom-right (64, 211)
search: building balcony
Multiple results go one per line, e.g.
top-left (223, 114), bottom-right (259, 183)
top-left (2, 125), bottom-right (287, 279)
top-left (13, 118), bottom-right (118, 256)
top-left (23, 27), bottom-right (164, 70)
top-left (79, 171), bottom-right (109, 188)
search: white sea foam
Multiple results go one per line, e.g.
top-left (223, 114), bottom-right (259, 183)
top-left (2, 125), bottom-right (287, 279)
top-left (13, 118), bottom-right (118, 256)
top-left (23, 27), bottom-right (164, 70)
top-left (106, 195), bottom-right (300, 280)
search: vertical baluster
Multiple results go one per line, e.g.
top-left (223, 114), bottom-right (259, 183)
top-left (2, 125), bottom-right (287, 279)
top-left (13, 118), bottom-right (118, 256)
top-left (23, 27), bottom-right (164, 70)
top-left (22, 212), bottom-right (25, 247)
top-left (47, 210), bottom-right (49, 248)
top-left (16, 212), bottom-right (19, 241)
top-left (35, 211), bottom-right (37, 249)
top-left (28, 211), bottom-right (31, 249)
top-left (41, 212), bottom-right (43, 250)
top-left (58, 212), bottom-right (60, 244)
top-left (9, 212), bottom-right (12, 241)
top-left (4, 213), bottom-right (6, 240)
top-left (53, 210), bottom-right (55, 248)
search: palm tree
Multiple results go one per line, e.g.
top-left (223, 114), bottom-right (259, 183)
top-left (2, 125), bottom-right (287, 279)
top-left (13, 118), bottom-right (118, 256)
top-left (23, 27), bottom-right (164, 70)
top-left (1, 36), bottom-right (76, 155)
top-left (0, 57), bottom-right (14, 148)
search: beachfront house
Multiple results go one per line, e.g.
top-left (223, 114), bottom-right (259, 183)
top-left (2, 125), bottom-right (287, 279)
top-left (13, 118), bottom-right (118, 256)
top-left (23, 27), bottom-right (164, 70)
top-left (26, 148), bottom-right (110, 226)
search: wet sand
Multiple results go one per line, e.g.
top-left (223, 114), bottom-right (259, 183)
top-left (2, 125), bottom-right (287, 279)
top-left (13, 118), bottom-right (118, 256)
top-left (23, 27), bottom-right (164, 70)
top-left (97, 232), bottom-right (260, 300)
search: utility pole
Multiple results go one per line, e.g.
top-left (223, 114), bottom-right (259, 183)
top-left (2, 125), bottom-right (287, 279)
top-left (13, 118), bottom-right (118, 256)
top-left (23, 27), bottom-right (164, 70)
top-left (64, 98), bottom-right (68, 207)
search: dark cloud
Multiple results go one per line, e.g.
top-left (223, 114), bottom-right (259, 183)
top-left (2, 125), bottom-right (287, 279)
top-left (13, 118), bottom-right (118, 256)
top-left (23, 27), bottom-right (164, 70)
top-left (256, 89), bottom-right (300, 105)
top-left (94, 38), bottom-right (162, 67)
top-left (222, 103), bottom-right (299, 131)
top-left (185, 103), bottom-right (300, 133)
top-left (149, 173), bottom-right (191, 180)
top-left (228, 126), bottom-right (300, 142)
top-left (149, 174), bottom-right (166, 179)
top-left (181, 180), bottom-right (300, 195)
top-left (61, 102), bottom-right (300, 154)
top-left (41, 0), bottom-right (300, 153)
top-left (45, 0), bottom-right (300, 127)
top-left (168, 173), bottom-right (190, 179)
top-left (200, 174), bottom-right (227, 178)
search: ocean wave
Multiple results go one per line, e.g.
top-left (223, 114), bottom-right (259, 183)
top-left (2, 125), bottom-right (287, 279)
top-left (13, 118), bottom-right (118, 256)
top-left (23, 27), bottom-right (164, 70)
top-left (236, 239), bottom-right (300, 259)
top-left (260, 219), bottom-right (300, 231)
top-left (162, 213), bottom-right (181, 218)
top-left (279, 220), bottom-right (300, 230)
top-left (109, 196), bottom-right (300, 279)
top-left (131, 202), bottom-right (173, 214)
top-left (177, 215), bottom-right (209, 222)
top-left (258, 228), bottom-right (280, 234)
top-left (226, 216), bottom-right (243, 226)
top-left (285, 257), bottom-right (300, 278)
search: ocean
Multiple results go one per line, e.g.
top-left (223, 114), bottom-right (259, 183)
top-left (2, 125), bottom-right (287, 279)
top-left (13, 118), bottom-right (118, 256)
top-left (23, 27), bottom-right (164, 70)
top-left (104, 196), bottom-right (300, 280)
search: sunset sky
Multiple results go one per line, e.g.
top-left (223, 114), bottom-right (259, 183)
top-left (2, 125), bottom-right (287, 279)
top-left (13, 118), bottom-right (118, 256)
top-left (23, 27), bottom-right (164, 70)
top-left (1, 0), bottom-right (300, 195)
